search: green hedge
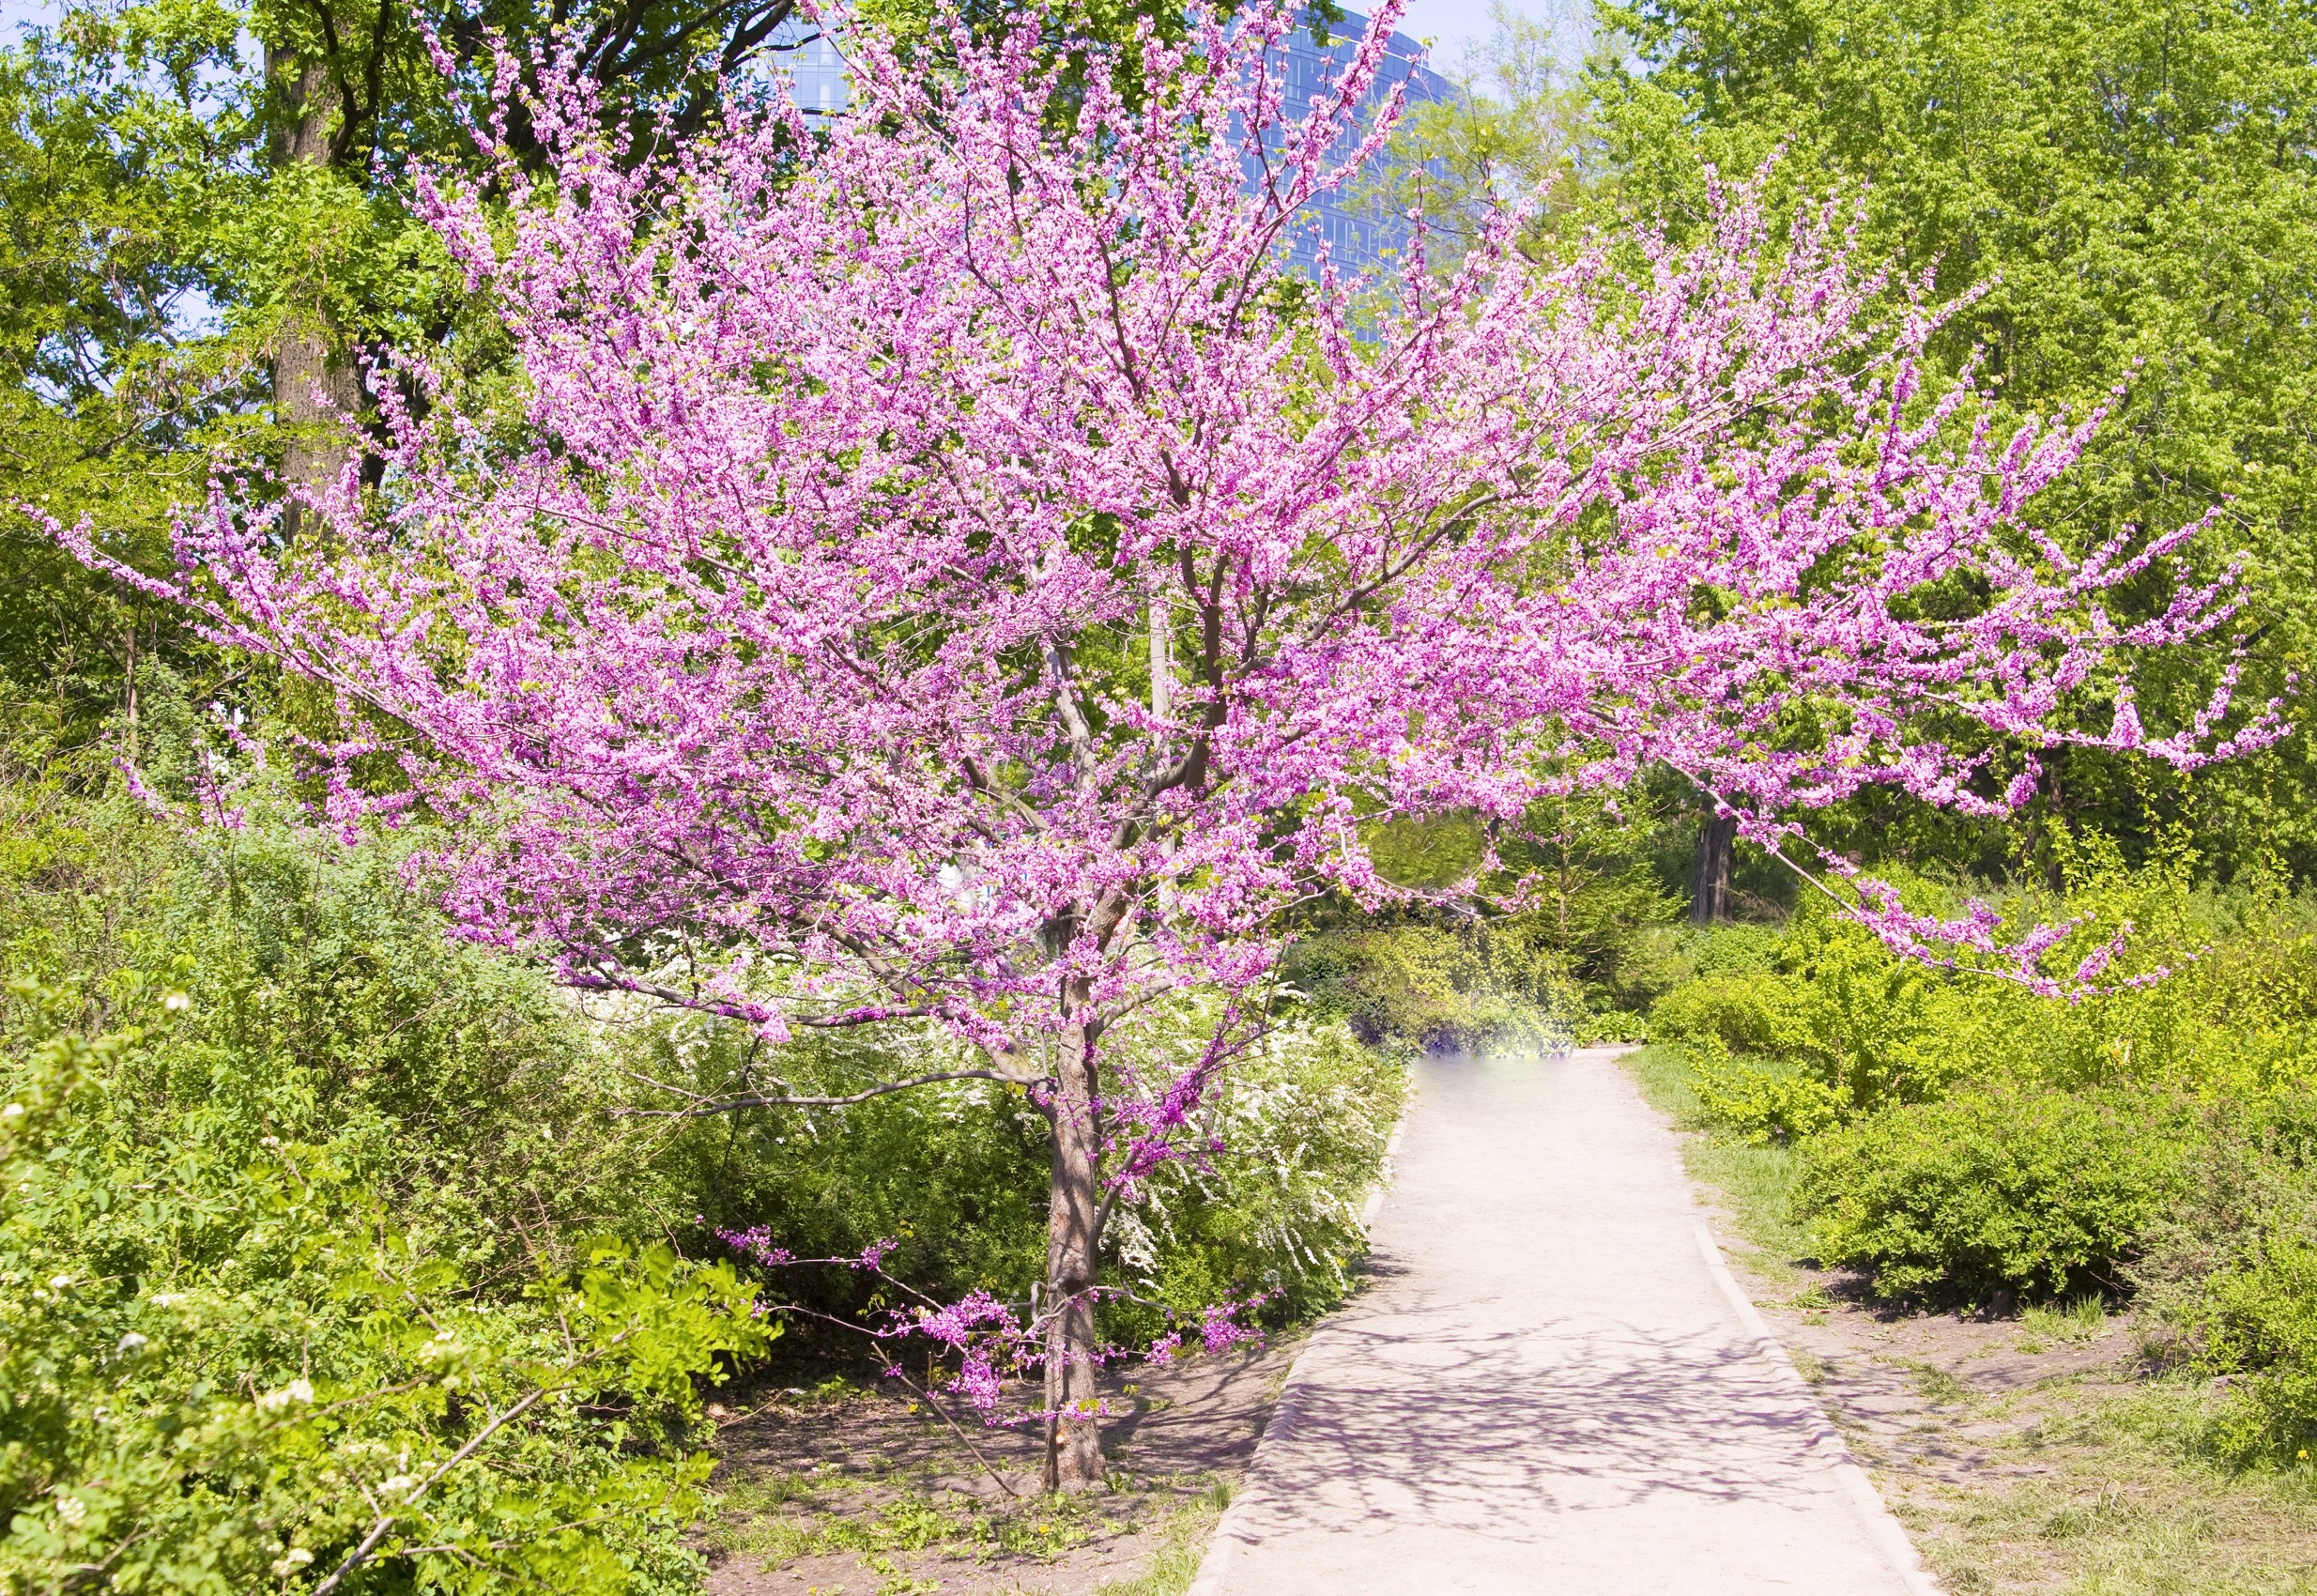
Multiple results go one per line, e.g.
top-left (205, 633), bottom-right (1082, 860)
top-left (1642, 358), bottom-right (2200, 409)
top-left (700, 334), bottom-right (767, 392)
top-left (1794, 1086), bottom-right (2204, 1301)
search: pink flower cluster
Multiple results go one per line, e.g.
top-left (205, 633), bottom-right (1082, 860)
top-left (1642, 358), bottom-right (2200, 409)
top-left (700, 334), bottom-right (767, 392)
top-left (1144, 1295), bottom-right (1272, 1368)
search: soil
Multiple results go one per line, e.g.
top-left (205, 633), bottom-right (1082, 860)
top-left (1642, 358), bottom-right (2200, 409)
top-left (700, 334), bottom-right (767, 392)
top-left (1718, 1235), bottom-right (2317, 1592)
top-left (1738, 1256), bottom-right (2143, 1486)
top-left (700, 1337), bottom-right (1297, 1596)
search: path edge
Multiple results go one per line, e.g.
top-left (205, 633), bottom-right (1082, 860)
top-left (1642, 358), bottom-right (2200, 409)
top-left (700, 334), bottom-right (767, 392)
top-left (1693, 1220), bottom-right (1945, 1596)
top-left (1181, 1082), bottom-right (1415, 1596)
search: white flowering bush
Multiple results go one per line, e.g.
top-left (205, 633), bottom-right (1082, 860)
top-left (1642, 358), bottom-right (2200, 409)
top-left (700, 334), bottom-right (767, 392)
top-left (1104, 1017), bottom-right (1404, 1333)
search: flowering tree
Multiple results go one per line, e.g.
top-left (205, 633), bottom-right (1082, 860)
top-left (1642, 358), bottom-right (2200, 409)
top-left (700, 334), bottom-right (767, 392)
top-left (65, 0), bottom-right (2275, 1487)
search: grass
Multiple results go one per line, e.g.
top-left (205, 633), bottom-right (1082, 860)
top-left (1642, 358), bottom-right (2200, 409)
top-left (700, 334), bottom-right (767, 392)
top-left (710, 1466), bottom-right (1234, 1594)
top-left (1622, 1043), bottom-right (1810, 1274)
top-left (1090, 1481), bottom-right (1234, 1596)
top-left (2016, 1295), bottom-right (2109, 1354)
top-left (1905, 1383), bottom-right (2317, 1595)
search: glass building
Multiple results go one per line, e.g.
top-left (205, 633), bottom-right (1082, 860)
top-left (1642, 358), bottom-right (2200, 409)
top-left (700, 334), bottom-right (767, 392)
top-left (765, 8), bottom-right (1456, 276)
top-left (1254, 12), bottom-right (1456, 275)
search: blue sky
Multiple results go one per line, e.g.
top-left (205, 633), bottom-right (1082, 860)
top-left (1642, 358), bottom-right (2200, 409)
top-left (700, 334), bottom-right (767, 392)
top-left (0, 1), bottom-right (1584, 61)
top-left (1393, 0), bottom-right (1588, 74)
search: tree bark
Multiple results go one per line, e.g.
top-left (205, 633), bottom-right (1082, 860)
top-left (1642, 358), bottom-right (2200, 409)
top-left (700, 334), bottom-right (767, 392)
top-left (1690, 808), bottom-right (1735, 927)
top-left (1041, 1010), bottom-right (1106, 1492)
top-left (268, 46), bottom-right (361, 529)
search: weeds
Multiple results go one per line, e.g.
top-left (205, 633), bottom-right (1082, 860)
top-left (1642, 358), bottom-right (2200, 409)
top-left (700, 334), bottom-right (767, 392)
top-left (1090, 1483), bottom-right (1234, 1596)
top-left (2017, 1295), bottom-right (2110, 1353)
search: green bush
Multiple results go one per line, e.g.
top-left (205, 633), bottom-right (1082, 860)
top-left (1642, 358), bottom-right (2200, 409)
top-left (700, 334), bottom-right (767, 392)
top-left (1289, 920), bottom-right (1584, 1056)
top-left (1687, 1036), bottom-right (1845, 1145)
top-left (1795, 1086), bottom-right (2204, 1300)
top-left (0, 981), bottom-right (771, 1595)
top-left (1648, 902), bottom-right (1954, 1123)
top-left (1650, 974), bottom-right (1795, 1057)
top-left (2133, 1097), bottom-right (2317, 1462)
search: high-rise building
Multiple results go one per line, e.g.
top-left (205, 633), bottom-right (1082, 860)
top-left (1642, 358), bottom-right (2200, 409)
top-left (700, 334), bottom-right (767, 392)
top-left (1256, 11), bottom-right (1455, 275)
top-left (768, 8), bottom-right (1454, 275)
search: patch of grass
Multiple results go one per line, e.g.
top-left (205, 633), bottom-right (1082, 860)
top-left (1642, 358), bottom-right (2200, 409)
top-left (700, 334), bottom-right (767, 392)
top-left (711, 1481), bottom-right (1109, 1563)
top-left (2016, 1294), bottom-right (2109, 1355)
top-left (1623, 1042), bottom-right (1710, 1127)
top-left (1904, 1381), bottom-right (2317, 1594)
top-left (1091, 1483), bottom-right (1232, 1596)
top-left (714, 1470), bottom-right (826, 1515)
top-left (1872, 1356), bottom-right (1971, 1405)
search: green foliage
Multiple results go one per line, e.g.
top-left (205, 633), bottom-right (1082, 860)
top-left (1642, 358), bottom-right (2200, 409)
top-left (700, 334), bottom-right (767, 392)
top-left (1794, 1084), bottom-right (2204, 1301)
top-left (1684, 1036), bottom-right (1843, 1146)
top-left (1290, 919), bottom-right (1582, 1055)
top-left (1589, 0), bottom-right (2317, 879)
top-left (1650, 859), bottom-right (2317, 1131)
top-left (632, 1006), bottom-right (1051, 1299)
top-left (1647, 899), bottom-right (1959, 1130)
top-left (2133, 1095), bottom-right (2317, 1463)
top-left (0, 979), bottom-right (773, 1595)
top-left (0, 730), bottom-right (799, 1590)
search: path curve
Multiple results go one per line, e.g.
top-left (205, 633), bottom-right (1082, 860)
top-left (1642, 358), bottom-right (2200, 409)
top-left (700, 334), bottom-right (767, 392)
top-left (1189, 1047), bottom-right (1940, 1595)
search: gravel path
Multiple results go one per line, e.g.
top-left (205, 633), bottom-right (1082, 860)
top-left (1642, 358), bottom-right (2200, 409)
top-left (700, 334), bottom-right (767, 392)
top-left (1189, 1047), bottom-right (1939, 1595)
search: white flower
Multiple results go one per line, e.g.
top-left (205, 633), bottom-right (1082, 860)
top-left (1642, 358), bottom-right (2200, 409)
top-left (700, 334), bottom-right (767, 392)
top-left (256, 1378), bottom-right (315, 1412)
top-left (115, 1332), bottom-right (148, 1357)
top-left (148, 1292), bottom-right (189, 1308)
top-left (379, 1473), bottom-right (420, 1498)
top-left (1, 1102), bottom-right (23, 1122)
top-left (269, 1547), bottom-right (315, 1576)
top-left (54, 1494), bottom-right (85, 1525)
top-left (48, 1274), bottom-right (70, 1292)
top-left (162, 990), bottom-right (192, 1012)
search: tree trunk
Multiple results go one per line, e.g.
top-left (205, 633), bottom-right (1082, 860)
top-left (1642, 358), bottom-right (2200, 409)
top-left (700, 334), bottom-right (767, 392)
top-left (267, 47), bottom-right (361, 529)
top-left (1690, 808), bottom-right (1735, 927)
top-left (1041, 1012), bottom-right (1105, 1492)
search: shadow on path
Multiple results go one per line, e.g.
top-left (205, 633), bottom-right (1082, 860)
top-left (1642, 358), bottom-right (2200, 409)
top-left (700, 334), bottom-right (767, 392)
top-left (1194, 1048), bottom-right (1926, 1595)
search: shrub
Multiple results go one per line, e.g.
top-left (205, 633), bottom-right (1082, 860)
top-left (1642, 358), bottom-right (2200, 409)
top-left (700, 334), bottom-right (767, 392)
top-left (2134, 1095), bottom-right (2317, 1462)
top-left (1688, 1036), bottom-right (1845, 1144)
top-left (1650, 974), bottom-right (1794, 1055)
top-left (0, 982), bottom-right (772, 1594)
top-left (1289, 921), bottom-right (1583, 1056)
top-left (1795, 1086), bottom-right (2203, 1300)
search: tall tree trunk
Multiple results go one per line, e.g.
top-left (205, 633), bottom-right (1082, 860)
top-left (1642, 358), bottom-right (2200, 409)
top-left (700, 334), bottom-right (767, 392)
top-left (268, 47), bottom-right (361, 529)
top-left (1041, 1006), bottom-right (1105, 1493)
top-left (1690, 808), bottom-right (1735, 927)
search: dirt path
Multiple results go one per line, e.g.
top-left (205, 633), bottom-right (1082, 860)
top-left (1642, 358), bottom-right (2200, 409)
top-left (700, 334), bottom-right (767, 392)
top-left (1189, 1047), bottom-right (1939, 1596)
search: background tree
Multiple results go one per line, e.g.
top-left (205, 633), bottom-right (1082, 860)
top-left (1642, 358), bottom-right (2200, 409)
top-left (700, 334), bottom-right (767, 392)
top-left (1588, 0), bottom-right (2317, 889)
top-left (1361, 0), bottom-right (1596, 265)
